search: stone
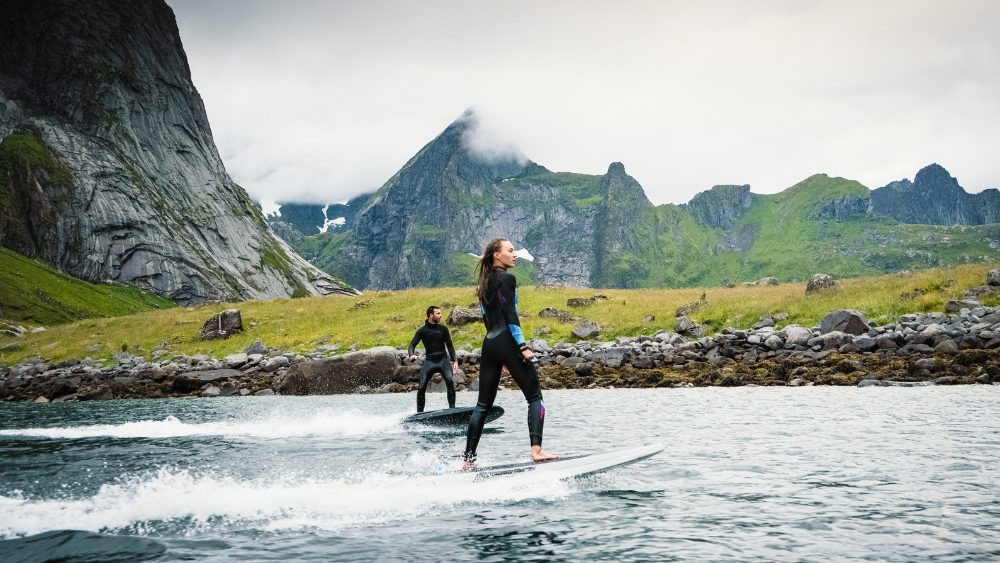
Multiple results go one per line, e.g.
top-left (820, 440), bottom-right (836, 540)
top-left (945, 300), bottom-right (980, 314)
top-left (854, 335), bottom-right (878, 352)
top-left (922, 324), bottom-right (946, 337)
top-left (874, 334), bottom-right (898, 350)
top-left (79, 385), bottom-right (113, 401)
top-left (757, 277), bottom-right (779, 286)
top-left (239, 388), bottom-right (251, 396)
top-left (912, 344), bottom-right (935, 354)
top-left (753, 317), bottom-right (775, 329)
top-left (34, 396), bottom-right (50, 403)
top-left (819, 309), bottom-right (870, 335)
top-left (254, 389), bottom-right (275, 396)
top-left (806, 274), bottom-right (837, 293)
top-left (764, 335), bottom-right (784, 350)
top-left (572, 321), bottom-right (601, 340)
top-left (858, 380), bottom-right (890, 387)
top-left (446, 306), bottom-right (484, 326)
top-left (532, 326), bottom-right (551, 337)
top-left (935, 339), bottom-right (959, 355)
top-left (574, 362), bottom-right (593, 376)
top-left (201, 385), bottom-right (221, 397)
top-left (200, 309), bottom-right (243, 340)
top-left (989, 270), bottom-right (1000, 286)
top-left (220, 383), bottom-right (238, 396)
top-left (642, 315), bottom-right (655, 323)
top-left (784, 326), bottom-right (813, 347)
top-left (567, 298), bottom-right (594, 308)
top-left (676, 301), bottom-right (707, 317)
top-left (561, 356), bottom-right (585, 367)
top-left (245, 340), bottom-right (267, 355)
top-left (630, 357), bottom-right (655, 369)
top-left (224, 353), bottom-right (248, 369)
top-left (789, 378), bottom-right (804, 387)
top-left (914, 358), bottom-right (936, 370)
top-left (932, 376), bottom-right (958, 385)
top-left (263, 356), bottom-right (290, 373)
top-left (276, 346), bottom-right (400, 395)
top-left (538, 307), bottom-right (562, 318)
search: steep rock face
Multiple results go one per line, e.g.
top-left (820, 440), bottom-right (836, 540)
top-left (590, 163), bottom-right (654, 287)
top-left (0, 0), bottom-right (355, 303)
top-left (871, 164), bottom-right (1000, 225)
top-left (683, 184), bottom-right (755, 230)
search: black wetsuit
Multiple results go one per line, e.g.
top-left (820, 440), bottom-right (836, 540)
top-left (464, 269), bottom-right (545, 462)
top-left (408, 321), bottom-right (457, 412)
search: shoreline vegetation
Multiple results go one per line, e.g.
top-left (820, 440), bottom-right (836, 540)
top-left (2, 263), bottom-right (1000, 402)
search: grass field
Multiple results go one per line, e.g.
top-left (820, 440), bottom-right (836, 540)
top-left (0, 247), bottom-right (176, 327)
top-left (2, 262), bottom-right (996, 367)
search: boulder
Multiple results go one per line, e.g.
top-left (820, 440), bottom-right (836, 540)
top-left (874, 334), bottom-right (898, 350)
top-left (914, 358), bottom-right (936, 370)
top-left (202, 385), bottom-right (221, 397)
top-left (806, 274), bottom-right (837, 294)
top-left (945, 300), bottom-right (980, 314)
top-left (567, 298), bottom-right (594, 308)
top-left (854, 335), bottom-right (878, 352)
top-left (934, 339), bottom-right (959, 355)
top-left (245, 340), bottom-right (267, 355)
top-left (275, 346), bottom-right (400, 395)
top-left (538, 307), bottom-right (562, 318)
top-left (263, 356), bottom-right (290, 372)
top-left (784, 326), bottom-right (813, 347)
top-left (757, 277), bottom-right (779, 286)
top-left (764, 335), bottom-right (784, 350)
top-left (224, 353), bottom-right (248, 369)
top-left (989, 270), bottom-right (1000, 286)
top-left (446, 306), bottom-right (484, 326)
top-left (79, 385), bottom-right (113, 401)
top-left (572, 321), bottom-right (601, 340)
top-left (820, 309), bottom-right (870, 335)
top-left (200, 309), bottom-right (243, 340)
top-left (630, 357), bottom-right (655, 369)
top-left (254, 388), bottom-right (275, 396)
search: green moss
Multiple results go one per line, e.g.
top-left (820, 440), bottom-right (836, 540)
top-left (291, 284), bottom-right (310, 299)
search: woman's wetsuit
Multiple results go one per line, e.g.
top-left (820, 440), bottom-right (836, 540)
top-left (464, 269), bottom-right (545, 462)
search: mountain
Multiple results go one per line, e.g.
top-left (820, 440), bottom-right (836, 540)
top-left (269, 118), bottom-right (1000, 290)
top-left (0, 0), bottom-right (356, 305)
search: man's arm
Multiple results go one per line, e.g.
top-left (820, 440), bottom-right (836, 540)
top-left (408, 326), bottom-right (424, 358)
top-left (443, 325), bottom-right (457, 363)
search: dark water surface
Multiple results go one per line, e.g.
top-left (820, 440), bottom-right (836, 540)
top-left (1, 388), bottom-right (999, 562)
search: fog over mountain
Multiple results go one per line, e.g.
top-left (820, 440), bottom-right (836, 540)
top-left (167, 0), bottom-right (1000, 207)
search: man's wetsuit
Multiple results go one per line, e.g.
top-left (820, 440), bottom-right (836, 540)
top-left (464, 269), bottom-right (545, 462)
top-left (408, 321), bottom-right (458, 412)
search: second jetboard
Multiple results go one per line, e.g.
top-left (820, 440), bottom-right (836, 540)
top-left (403, 406), bottom-right (504, 427)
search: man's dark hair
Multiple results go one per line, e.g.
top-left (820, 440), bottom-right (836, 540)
top-left (426, 306), bottom-right (441, 318)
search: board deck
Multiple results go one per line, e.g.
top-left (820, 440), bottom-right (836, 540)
top-left (454, 443), bottom-right (664, 481)
top-left (403, 405), bottom-right (504, 426)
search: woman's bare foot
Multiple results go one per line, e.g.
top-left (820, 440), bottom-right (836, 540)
top-left (531, 445), bottom-right (558, 462)
top-left (462, 460), bottom-right (478, 471)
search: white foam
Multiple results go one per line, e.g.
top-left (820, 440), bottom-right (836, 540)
top-left (0, 466), bottom-right (572, 538)
top-left (0, 410), bottom-right (407, 440)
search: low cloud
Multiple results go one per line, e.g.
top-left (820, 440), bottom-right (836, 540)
top-left (168, 0), bottom-right (1000, 205)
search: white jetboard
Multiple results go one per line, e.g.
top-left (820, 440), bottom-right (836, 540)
top-left (451, 443), bottom-right (664, 482)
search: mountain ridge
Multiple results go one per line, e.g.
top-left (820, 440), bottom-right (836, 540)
top-left (267, 113), bottom-right (1000, 290)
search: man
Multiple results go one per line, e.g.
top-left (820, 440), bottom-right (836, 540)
top-left (408, 306), bottom-right (459, 412)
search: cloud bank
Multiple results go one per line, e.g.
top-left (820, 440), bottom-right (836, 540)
top-left (167, 0), bottom-right (1000, 205)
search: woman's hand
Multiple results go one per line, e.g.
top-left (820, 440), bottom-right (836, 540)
top-left (521, 348), bottom-right (535, 362)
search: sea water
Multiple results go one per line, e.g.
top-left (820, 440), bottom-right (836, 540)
top-left (1, 387), bottom-right (998, 562)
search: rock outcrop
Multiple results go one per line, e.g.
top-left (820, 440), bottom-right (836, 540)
top-left (871, 164), bottom-right (1000, 226)
top-left (0, 0), bottom-right (356, 304)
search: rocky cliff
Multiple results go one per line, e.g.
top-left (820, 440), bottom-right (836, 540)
top-left (0, 0), bottom-right (356, 304)
top-left (871, 163), bottom-right (1000, 225)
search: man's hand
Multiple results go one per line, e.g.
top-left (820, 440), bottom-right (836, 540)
top-left (408, 355), bottom-right (417, 362)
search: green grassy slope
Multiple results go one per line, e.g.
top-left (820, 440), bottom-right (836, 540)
top-left (0, 247), bottom-right (175, 326)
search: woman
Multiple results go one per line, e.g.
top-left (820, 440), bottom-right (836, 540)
top-left (464, 238), bottom-right (557, 469)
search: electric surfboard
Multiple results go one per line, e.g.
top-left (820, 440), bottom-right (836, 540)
top-left (452, 443), bottom-right (664, 481)
top-left (403, 406), bottom-right (504, 426)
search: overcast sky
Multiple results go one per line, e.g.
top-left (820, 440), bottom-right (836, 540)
top-left (167, 0), bottom-right (1000, 206)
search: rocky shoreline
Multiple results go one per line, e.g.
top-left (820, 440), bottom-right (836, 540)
top-left (3, 299), bottom-right (1000, 403)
